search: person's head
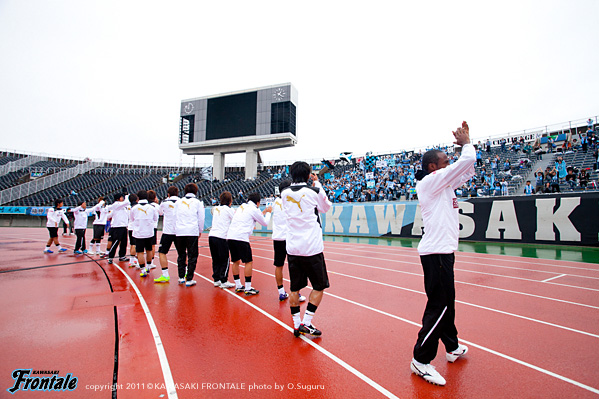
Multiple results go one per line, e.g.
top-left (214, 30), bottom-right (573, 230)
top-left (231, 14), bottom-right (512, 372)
top-left (114, 193), bottom-right (125, 202)
top-left (526, 180), bottom-right (531, 185)
top-left (98, 196), bottom-right (104, 203)
top-left (219, 191), bottom-right (232, 206)
top-left (54, 199), bottom-right (64, 209)
top-left (184, 183), bottom-right (198, 195)
top-left (278, 179), bottom-right (291, 194)
top-left (248, 192), bottom-right (260, 205)
top-left (415, 149), bottom-right (447, 180)
top-left (167, 186), bottom-right (179, 198)
top-left (148, 190), bottom-right (157, 203)
top-left (77, 200), bottom-right (86, 208)
top-left (128, 193), bottom-right (138, 205)
top-left (289, 161), bottom-right (311, 183)
top-left (137, 190), bottom-right (148, 201)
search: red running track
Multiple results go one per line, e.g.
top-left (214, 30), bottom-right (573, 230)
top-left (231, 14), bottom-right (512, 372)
top-left (0, 227), bottom-right (598, 398)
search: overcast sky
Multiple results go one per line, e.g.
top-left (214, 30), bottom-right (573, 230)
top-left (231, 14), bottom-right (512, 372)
top-left (0, 0), bottom-right (597, 167)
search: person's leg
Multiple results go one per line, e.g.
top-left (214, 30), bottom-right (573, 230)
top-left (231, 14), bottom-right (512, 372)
top-left (174, 236), bottom-right (187, 281)
top-left (185, 236), bottom-right (198, 286)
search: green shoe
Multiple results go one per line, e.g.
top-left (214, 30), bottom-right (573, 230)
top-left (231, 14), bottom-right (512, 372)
top-left (154, 275), bottom-right (170, 283)
top-left (140, 269), bottom-right (148, 277)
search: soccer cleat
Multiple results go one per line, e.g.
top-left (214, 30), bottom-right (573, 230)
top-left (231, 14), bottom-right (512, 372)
top-left (213, 281), bottom-right (222, 287)
top-left (293, 328), bottom-right (300, 338)
top-left (154, 275), bottom-right (170, 283)
top-left (119, 256), bottom-right (129, 262)
top-left (43, 249), bottom-right (54, 254)
top-left (244, 288), bottom-right (260, 296)
top-left (178, 278), bottom-right (186, 284)
top-left (446, 344), bottom-right (468, 363)
top-left (58, 248), bottom-right (68, 253)
top-left (74, 250), bottom-right (83, 254)
top-left (108, 259), bottom-right (113, 264)
top-left (279, 292), bottom-right (289, 301)
top-left (298, 324), bottom-right (322, 337)
top-left (235, 287), bottom-right (245, 293)
top-left (100, 253), bottom-right (109, 259)
top-left (410, 359), bottom-right (446, 386)
top-left (185, 280), bottom-right (197, 287)
top-left (299, 294), bottom-right (306, 302)
top-left (220, 281), bottom-right (235, 289)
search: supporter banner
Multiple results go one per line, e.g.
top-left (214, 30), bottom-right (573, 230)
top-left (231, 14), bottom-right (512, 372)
top-left (248, 192), bottom-right (599, 247)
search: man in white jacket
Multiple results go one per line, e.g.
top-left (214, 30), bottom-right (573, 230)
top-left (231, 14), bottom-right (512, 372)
top-left (208, 191), bottom-right (236, 288)
top-left (154, 186), bottom-right (179, 283)
top-left (89, 197), bottom-right (108, 255)
top-left (44, 199), bottom-right (69, 253)
top-left (130, 190), bottom-right (159, 278)
top-left (174, 183), bottom-right (205, 287)
top-left (410, 122), bottom-right (474, 386)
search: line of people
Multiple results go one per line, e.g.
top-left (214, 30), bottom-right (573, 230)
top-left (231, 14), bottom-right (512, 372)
top-left (43, 161), bottom-right (333, 338)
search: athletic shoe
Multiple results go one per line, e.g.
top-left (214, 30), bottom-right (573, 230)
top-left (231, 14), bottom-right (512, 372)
top-left (244, 288), bottom-right (260, 296)
top-left (299, 294), bottom-right (306, 302)
top-left (108, 259), bottom-right (113, 264)
top-left (279, 292), bottom-right (289, 301)
top-left (154, 275), bottom-right (170, 283)
top-left (220, 282), bottom-right (235, 289)
top-left (83, 250), bottom-right (88, 254)
top-left (185, 280), bottom-right (197, 287)
top-left (213, 281), bottom-right (222, 287)
top-left (294, 328), bottom-right (300, 338)
top-left (149, 264), bottom-right (156, 269)
top-left (410, 359), bottom-right (446, 386)
top-left (446, 344), bottom-right (468, 363)
top-left (235, 287), bottom-right (245, 293)
top-left (140, 269), bottom-right (149, 277)
top-left (119, 256), bottom-right (129, 262)
top-left (74, 250), bottom-right (82, 254)
top-left (128, 262), bottom-right (135, 268)
top-left (43, 249), bottom-right (54, 254)
top-left (298, 324), bottom-right (322, 337)
top-left (87, 251), bottom-right (95, 255)
top-left (178, 278), bottom-right (186, 284)
top-left (100, 253), bottom-right (109, 259)
top-left (58, 248), bottom-right (68, 253)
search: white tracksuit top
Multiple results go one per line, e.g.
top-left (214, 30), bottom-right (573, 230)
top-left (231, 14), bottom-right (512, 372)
top-left (416, 143), bottom-right (476, 256)
top-left (175, 193), bottom-right (205, 237)
top-left (226, 201), bottom-right (271, 242)
top-left (271, 197), bottom-right (288, 241)
top-left (130, 200), bottom-right (159, 239)
top-left (159, 196), bottom-right (179, 235)
top-left (46, 207), bottom-right (69, 228)
top-left (209, 205), bottom-right (235, 240)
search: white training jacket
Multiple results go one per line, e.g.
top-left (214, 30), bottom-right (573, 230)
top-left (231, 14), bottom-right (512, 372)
top-left (281, 180), bottom-right (332, 257)
top-left (130, 200), bottom-right (159, 239)
top-left (107, 196), bottom-right (130, 228)
top-left (175, 193), bottom-right (205, 237)
top-left (209, 205), bottom-right (235, 240)
top-left (46, 207), bottom-right (69, 228)
top-left (416, 143), bottom-right (476, 256)
top-left (92, 201), bottom-right (109, 225)
top-left (271, 197), bottom-right (288, 241)
top-left (159, 196), bottom-right (179, 235)
top-left (226, 200), bottom-right (271, 242)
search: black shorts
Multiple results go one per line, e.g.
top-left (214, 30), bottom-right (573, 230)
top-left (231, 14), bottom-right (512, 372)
top-left (273, 240), bottom-right (287, 267)
top-left (93, 224), bottom-right (105, 240)
top-left (158, 233), bottom-right (176, 254)
top-left (288, 253), bottom-right (329, 292)
top-left (135, 237), bottom-right (154, 253)
top-left (227, 239), bottom-right (252, 263)
top-left (47, 227), bottom-right (58, 238)
top-left (128, 230), bottom-right (136, 246)
top-left (152, 228), bottom-right (157, 245)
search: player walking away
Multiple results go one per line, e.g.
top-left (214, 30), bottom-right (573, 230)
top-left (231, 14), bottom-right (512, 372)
top-left (70, 200), bottom-right (91, 254)
top-left (148, 190), bottom-right (160, 270)
top-left (130, 190), bottom-right (159, 278)
top-left (272, 180), bottom-right (306, 303)
top-left (227, 192), bottom-right (272, 296)
top-left (89, 197), bottom-right (108, 255)
top-left (281, 162), bottom-right (332, 337)
top-left (208, 191), bottom-right (236, 289)
top-left (104, 193), bottom-right (133, 264)
top-left (410, 121), bottom-right (473, 386)
top-left (127, 195), bottom-right (139, 268)
top-left (174, 183), bottom-right (205, 287)
top-left (154, 186), bottom-right (179, 283)
top-left (44, 199), bottom-right (69, 253)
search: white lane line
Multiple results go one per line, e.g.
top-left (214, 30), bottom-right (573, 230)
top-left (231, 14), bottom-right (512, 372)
top-left (236, 260), bottom-right (599, 396)
top-left (113, 263), bottom-right (178, 399)
top-left (167, 260), bottom-right (399, 399)
top-left (542, 274), bottom-right (568, 283)
top-left (249, 245), bottom-right (599, 310)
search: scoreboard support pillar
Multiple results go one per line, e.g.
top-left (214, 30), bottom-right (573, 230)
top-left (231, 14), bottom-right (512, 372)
top-left (245, 150), bottom-right (258, 180)
top-left (213, 152), bottom-right (225, 182)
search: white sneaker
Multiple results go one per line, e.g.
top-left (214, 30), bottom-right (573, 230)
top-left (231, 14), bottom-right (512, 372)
top-left (185, 280), bottom-right (197, 287)
top-left (410, 359), bottom-right (446, 386)
top-left (446, 344), bottom-right (468, 363)
top-left (220, 281), bottom-right (235, 289)
top-left (178, 278), bottom-right (186, 284)
top-left (87, 251), bottom-right (95, 255)
top-left (299, 294), bottom-right (306, 302)
top-left (149, 264), bottom-right (156, 269)
top-left (213, 281), bottom-right (222, 287)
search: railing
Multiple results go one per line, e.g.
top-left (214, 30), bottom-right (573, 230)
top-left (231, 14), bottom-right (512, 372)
top-left (0, 155), bottom-right (48, 176)
top-left (0, 161), bottom-right (103, 205)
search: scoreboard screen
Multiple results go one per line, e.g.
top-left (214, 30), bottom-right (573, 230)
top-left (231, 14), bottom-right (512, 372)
top-left (205, 92), bottom-right (257, 140)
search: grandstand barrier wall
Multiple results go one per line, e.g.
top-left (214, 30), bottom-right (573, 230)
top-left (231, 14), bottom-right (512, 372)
top-left (2, 192), bottom-right (597, 246)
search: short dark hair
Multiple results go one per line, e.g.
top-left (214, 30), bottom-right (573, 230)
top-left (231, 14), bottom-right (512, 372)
top-left (219, 191), bottom-right (232, 206)
top-left (137, 190), bottom-right (148, 200)
top-left (128, 193), bottom-right (138, 205)
top-left (54, 199), bottom-right (63, 208)
top-left (148, 190), bottom-right (156, 202)
top-left (167, 186), bottom-right (179, 197)
top-left (114, 193), bottom-right (125, 202)
top-left (184, 183), bottom-right (198, 195)
top-left (279, 179), bottom-right (291, 193)
top-left (289, 161), bottom-right (311, 183)
top-left (77, 200), bottom-right (85, 207)
top-left (248, 192), bottom-right (260, 204)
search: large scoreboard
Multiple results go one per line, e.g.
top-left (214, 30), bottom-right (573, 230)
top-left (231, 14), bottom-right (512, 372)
top-left (179, 83), bottom-right (297, 146)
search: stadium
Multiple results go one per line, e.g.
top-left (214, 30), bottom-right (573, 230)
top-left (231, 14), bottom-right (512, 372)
top-left (1, 1), bottom-right (599, 398)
